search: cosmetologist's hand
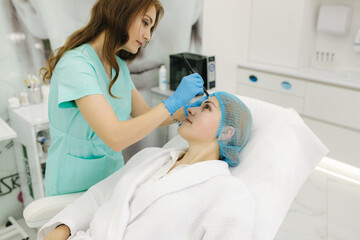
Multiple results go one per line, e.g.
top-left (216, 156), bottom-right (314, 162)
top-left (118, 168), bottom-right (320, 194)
top-left (162, 73), bottom-right (204, 115)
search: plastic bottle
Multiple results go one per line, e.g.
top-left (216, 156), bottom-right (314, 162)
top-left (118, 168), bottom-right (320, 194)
top-left (20, 90), bottom-right (30, 106)
top-left (159, 65), bottom-right (167, 90)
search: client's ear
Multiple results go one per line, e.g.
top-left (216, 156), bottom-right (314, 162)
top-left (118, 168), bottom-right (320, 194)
top-left (218, 126), bottom-right (235, 141)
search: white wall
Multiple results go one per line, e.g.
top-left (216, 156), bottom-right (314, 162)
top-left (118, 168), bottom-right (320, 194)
top-left (202, 0), bottom-right (252, 93)
top-left (316, 0), bottom-right (360, 71)
top-left (202, 0), bottom-right (360, 94)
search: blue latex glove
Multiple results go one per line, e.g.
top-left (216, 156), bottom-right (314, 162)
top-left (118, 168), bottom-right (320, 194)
top-left (183, 95), bottom-right (208, 117)
top-left (162, 73), bottom-right (204, 115)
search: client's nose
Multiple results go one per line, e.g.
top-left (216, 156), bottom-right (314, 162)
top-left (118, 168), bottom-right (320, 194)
top-left (187, 107), bottom-right (200, 116)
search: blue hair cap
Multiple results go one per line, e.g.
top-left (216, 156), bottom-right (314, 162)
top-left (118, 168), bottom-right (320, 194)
top-left (211, 92), bottom-right (253, 167)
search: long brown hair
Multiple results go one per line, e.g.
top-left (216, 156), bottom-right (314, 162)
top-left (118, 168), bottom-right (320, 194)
top-left (40, 0), bottom-right (164, 98)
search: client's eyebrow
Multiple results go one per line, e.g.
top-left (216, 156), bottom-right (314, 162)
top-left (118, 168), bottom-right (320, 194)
top-left (203, 100), bottom-right (216, 108)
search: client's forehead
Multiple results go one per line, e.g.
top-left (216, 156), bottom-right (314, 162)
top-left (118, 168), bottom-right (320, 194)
top-left (206, 96), bottom-right (219, 107)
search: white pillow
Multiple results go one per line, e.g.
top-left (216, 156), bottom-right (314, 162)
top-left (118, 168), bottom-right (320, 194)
top-left (163, 95), bottom-right (328, 240)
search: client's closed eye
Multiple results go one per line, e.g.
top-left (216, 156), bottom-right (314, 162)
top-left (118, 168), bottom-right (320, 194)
top-left (202, 103), bottom-right (211, 111)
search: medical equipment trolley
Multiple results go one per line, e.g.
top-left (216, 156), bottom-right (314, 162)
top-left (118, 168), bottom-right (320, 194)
top-left (9, 103), bottom-right (49, 206)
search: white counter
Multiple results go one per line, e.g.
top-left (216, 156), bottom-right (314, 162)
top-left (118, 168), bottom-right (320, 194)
top-left (238, 61), bottom-right (360, 90)
top-left (0, 117), bottom-right (16, 141)
top-left (9, 103), bottom-right (48, 127)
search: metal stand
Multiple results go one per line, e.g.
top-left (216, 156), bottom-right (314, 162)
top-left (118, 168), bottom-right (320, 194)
top-left (0, 216), bottom-right (29, 240)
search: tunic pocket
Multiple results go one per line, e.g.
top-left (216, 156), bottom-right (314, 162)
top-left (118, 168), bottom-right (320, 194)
top-left (58, 154), bottom-right (107, 194)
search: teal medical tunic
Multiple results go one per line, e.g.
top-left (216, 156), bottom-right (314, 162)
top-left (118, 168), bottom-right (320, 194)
top-left (45, 43), bottom-right (135, 196)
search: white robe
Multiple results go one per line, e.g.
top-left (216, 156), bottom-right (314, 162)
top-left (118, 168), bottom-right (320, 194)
top-left (38, 147), bottom-right (256, 240)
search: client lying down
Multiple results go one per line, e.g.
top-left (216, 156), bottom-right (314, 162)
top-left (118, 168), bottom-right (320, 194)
top-left (39, 92), bottom-right (256, 240)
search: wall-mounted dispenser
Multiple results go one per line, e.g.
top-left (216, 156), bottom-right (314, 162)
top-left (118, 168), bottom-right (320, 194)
top-left (317, 5), bottom-right (352, 35)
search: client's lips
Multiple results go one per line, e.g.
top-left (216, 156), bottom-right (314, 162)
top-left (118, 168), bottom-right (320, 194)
top-left (184, 118), bottom-right (192, 124)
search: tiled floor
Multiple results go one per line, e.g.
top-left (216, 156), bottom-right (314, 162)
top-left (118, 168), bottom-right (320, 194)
top-left (275, 169), bottom-right (360, 240)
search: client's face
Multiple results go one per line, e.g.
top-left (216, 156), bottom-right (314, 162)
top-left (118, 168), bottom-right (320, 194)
top-left (178, 96), bottom-right (222, 143)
